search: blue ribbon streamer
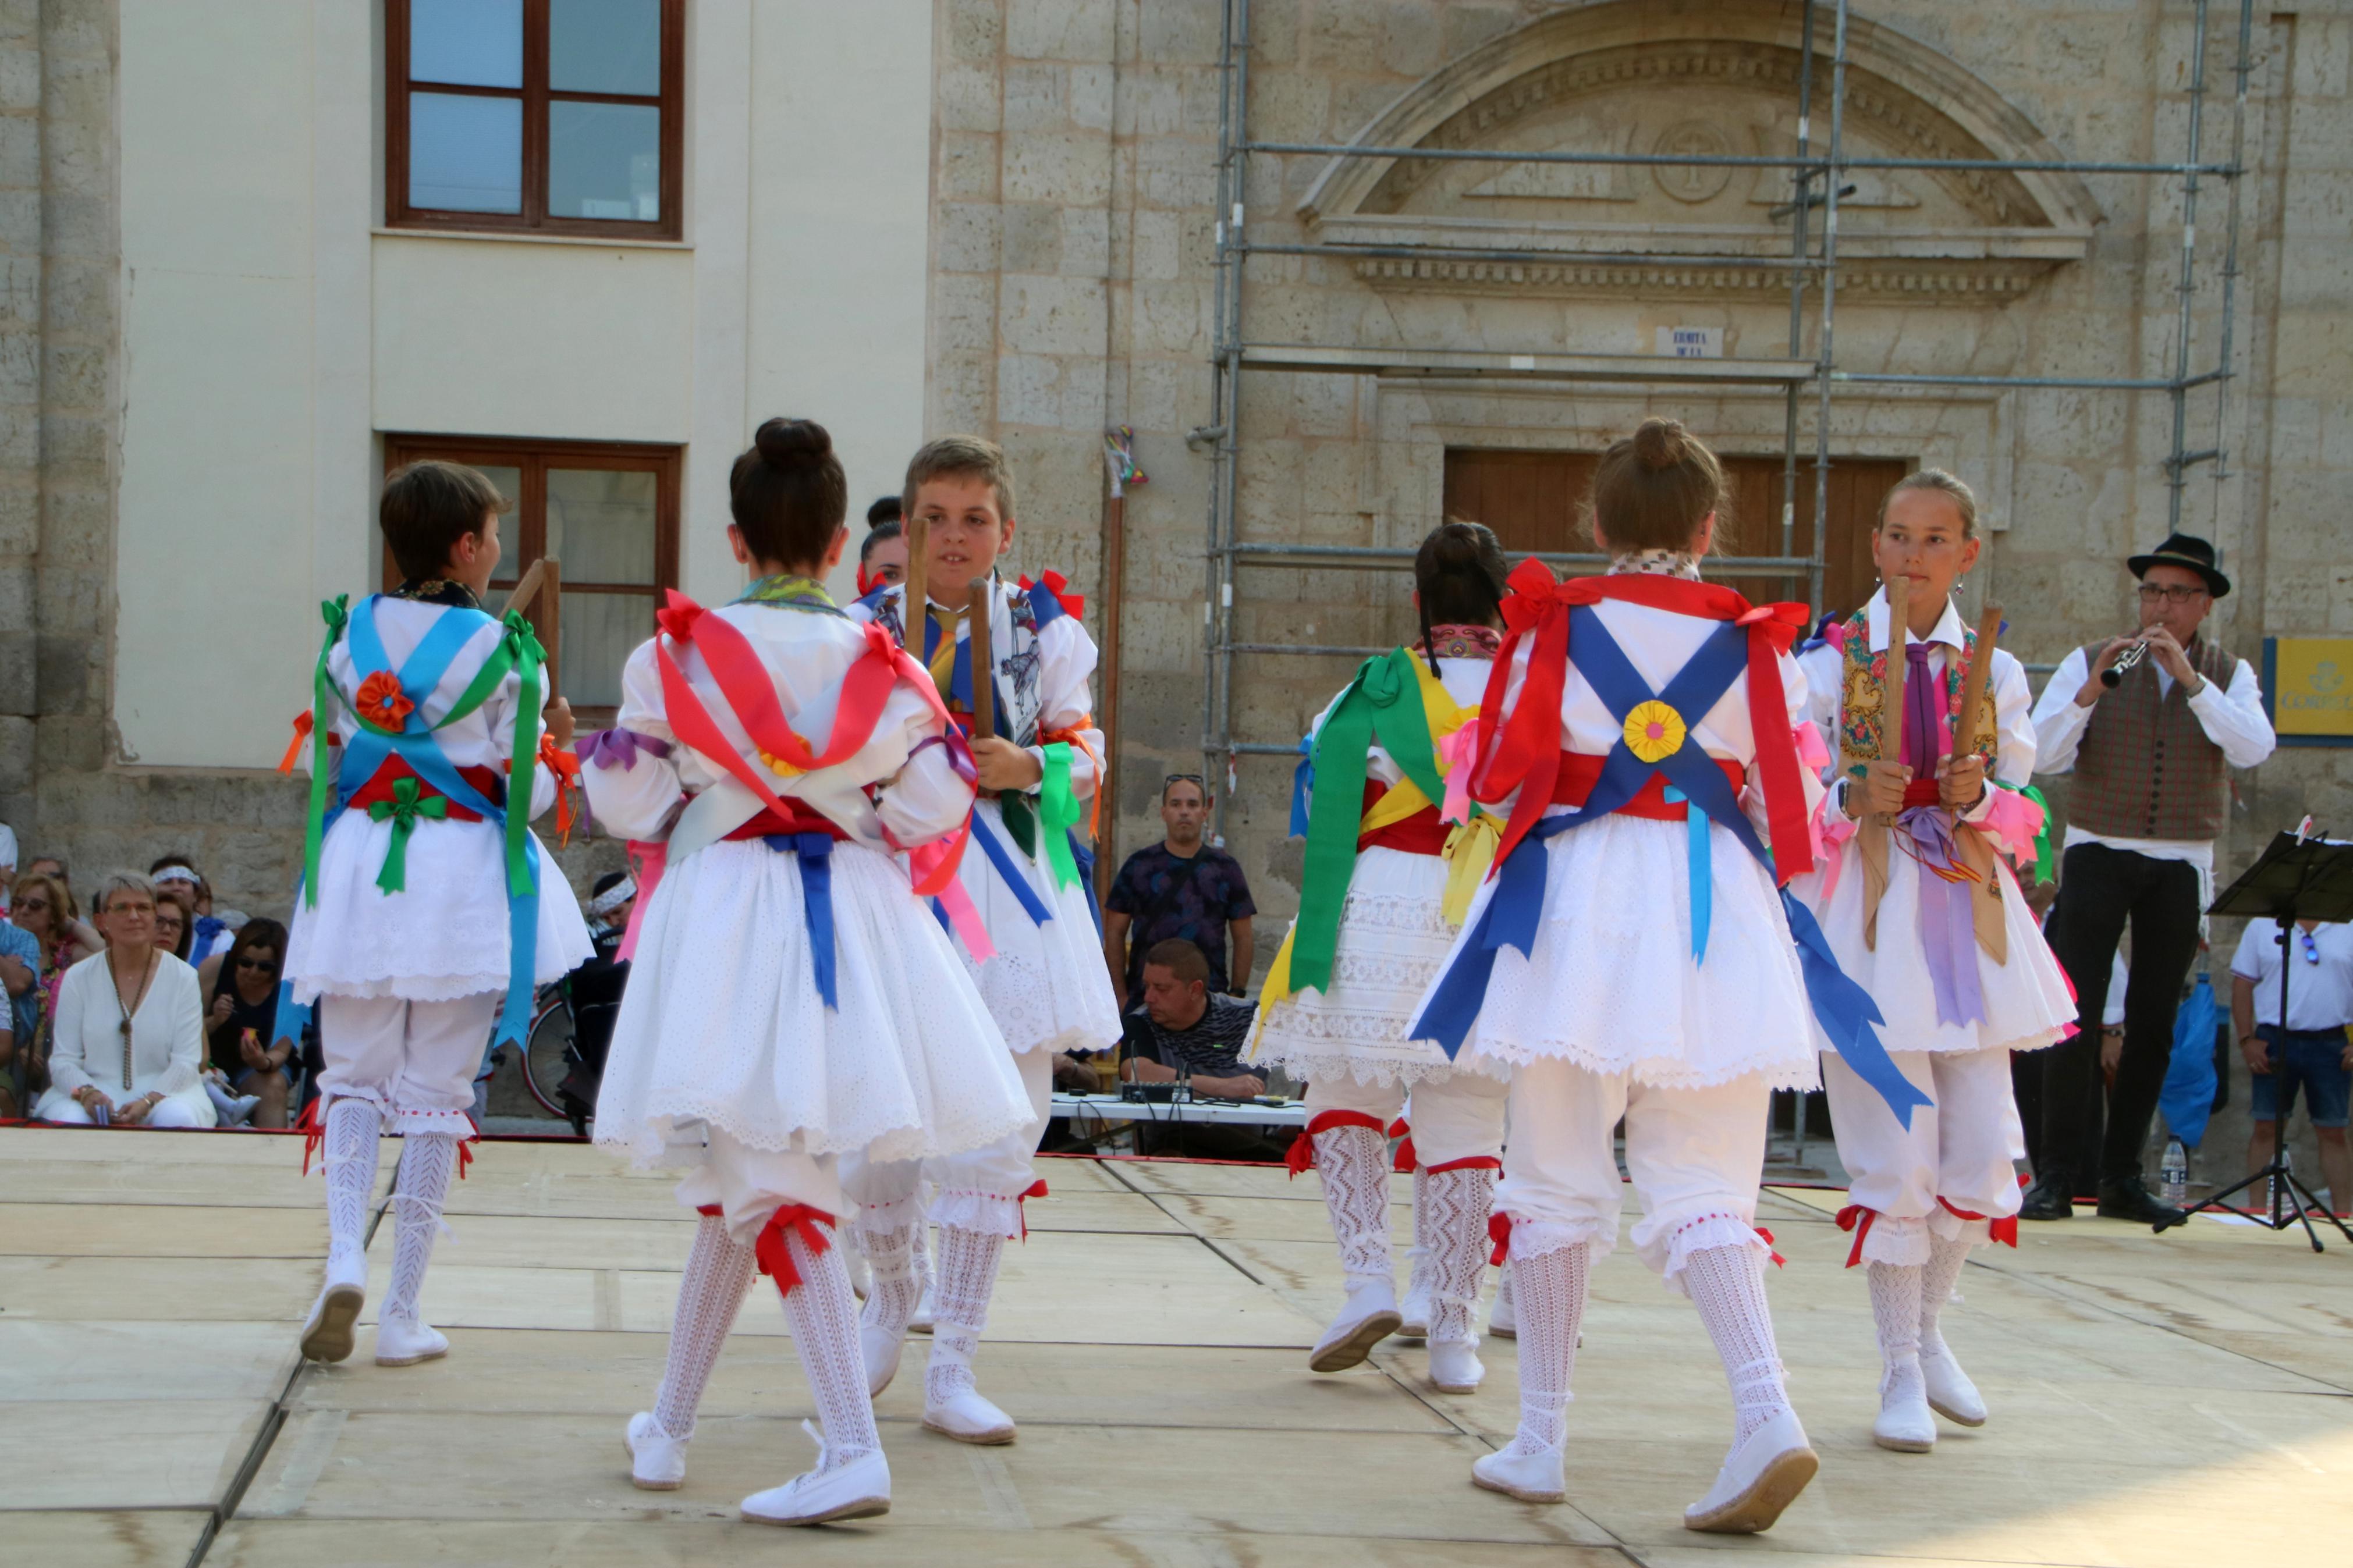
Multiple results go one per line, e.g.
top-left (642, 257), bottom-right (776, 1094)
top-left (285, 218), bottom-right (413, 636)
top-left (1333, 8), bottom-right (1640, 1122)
top-left (765, 832), bottom-right (839, 1008)
top-left (1408, 603), bottom-right (1930, 1128)
top-left (1289, 732), bottom-right (1315, 838)
top-left (1070, 831), bottom-right (1101, 935)
top-left (1661, 786), bottom-right (1711, 961)
top-left (968, 808), bottom-right (1055, 926)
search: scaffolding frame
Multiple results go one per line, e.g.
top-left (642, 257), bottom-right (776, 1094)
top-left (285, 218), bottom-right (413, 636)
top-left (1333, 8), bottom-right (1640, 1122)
top-left (1199, 0), bottom-right (2258, 833)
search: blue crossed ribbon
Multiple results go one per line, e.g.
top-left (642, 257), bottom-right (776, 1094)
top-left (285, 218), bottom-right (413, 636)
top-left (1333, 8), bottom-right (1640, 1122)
top-left (1410, 606), bottom-right (1928, 1128)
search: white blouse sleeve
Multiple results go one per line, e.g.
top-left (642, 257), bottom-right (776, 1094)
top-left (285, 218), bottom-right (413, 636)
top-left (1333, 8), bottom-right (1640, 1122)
top-left (874, 675), bottom-right (978, 848)
top-left (47, 961), bottom-right (92, 1097)
top-left (154, 962), bottom-right (205, 1097)
top-left (581, 638), bottom-right (688, 842)
top-left (1795, 642), bottom-right (1841, 780)
top-left (1026, 613), bottom-right (1105, 800)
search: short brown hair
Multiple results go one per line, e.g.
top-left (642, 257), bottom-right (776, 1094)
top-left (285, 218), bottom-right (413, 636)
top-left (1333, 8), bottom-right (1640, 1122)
top-left (1877, 468), bottom-right (1979, 538)
top-left (1142, 938), bottom-right (1212, 987)
top-left (903, 435), bottom-right (1016, 522)
top-left (1585, 418), bottom-right (1725, 554)
top-left (381, 460), bottom-right (511, 583)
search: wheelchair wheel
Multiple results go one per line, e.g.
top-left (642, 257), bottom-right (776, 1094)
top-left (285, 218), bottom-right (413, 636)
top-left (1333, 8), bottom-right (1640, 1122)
top-left (521, 995), bottom-right (576, 1121)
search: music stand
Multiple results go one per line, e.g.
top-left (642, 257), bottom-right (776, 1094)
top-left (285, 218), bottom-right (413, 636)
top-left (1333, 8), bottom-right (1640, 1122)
top-left (2154, 830), bottom-right (2353, 1250)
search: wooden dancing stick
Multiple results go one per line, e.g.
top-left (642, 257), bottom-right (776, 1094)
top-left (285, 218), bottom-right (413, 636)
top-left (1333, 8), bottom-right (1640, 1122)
top-left (506, 556), bottom-right (562, 696)
top-left (966, 578), bottom-right (995, 741)
top-left (900, 514), bottom-right (929, 652)
top-left (1953, 600), bottom-right (2003, 762)
top-left (1881, 573), bottom-right (1911, 819)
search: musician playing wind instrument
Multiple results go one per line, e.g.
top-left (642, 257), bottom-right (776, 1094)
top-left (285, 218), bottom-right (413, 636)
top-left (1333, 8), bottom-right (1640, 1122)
top-left (1791, 469), bottom-right (2075, 1456)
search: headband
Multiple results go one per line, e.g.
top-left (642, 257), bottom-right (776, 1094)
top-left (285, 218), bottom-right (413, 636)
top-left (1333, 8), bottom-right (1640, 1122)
top-left (588, 877), bottom-right (637, 919)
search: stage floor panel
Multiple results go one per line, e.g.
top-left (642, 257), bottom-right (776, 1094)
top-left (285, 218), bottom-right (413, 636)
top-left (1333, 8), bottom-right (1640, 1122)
top-left (3, 1126), bottom-right (2348, 1568)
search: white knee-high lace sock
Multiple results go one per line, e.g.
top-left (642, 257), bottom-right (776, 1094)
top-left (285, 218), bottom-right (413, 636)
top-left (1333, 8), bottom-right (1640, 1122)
top-left (1918, 1231), bottom-right (1971, 1360)
top-left (1684, 1243), bottom-right (1794, 1446)
top-left (654, 1214), bottom-right (757, 1441)
top-left (857, 1219), bottom-right (921, 1336)
top-left (382, 1133), bottom-right (457, 1327)
top-left (1422, 1165), bottom-right (1495, 1347)
top-left (1500, 1242), bottom-right (1587, 1457)
top-left (925, 1224), bottom-right (1006, 1407)
top-left (775, 1219), bottom-right (881, 1470)
top-left (322, 1098), bottom-right (380, 1266)
top-left (1315, 1125), bottom-right (1394, 1289)
top-left (1866, 1261), bottom-right (1925, 1404)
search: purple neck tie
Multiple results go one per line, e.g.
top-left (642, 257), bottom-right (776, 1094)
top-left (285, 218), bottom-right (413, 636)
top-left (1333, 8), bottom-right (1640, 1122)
top-left (1903, 642), bottom-right (1939, 774)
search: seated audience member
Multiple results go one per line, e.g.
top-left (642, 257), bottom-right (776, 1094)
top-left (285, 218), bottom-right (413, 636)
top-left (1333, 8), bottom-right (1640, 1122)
top-left (2232, 915), bottom-right (2353, 1215)
top-left (1118, 939), bottom-right (1265, 1100)
top-left (0, 816), bottom-right (14, 909)
top-left (558, 872), bottom-right (636, 1128)
top-left (35, 871), bottom-right (215, 1129)
top-left (152, 890), bottom-right (193, 962)
top-left (13, 870), bottom-right (98, 1035)
top-left (201, 918), bottom-right (292, 1129)
top-left (151, 856), bottom-right (239, 964)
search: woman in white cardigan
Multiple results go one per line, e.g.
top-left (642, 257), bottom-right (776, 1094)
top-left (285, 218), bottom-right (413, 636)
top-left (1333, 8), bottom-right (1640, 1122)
top-left (36, 870), bottom-right (215, 1129)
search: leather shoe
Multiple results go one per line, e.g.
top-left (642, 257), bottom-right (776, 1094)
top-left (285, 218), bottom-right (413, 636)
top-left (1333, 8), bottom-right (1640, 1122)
top-left (2018, 1173), bottom-right (2074, 1221)
top-left (2096, 1174), bottom-right (2185, 1226)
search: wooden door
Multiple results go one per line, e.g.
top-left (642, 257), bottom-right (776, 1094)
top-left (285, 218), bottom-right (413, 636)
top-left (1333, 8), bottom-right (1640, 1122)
top-left (1440, 447), bottom-right (1908, 618)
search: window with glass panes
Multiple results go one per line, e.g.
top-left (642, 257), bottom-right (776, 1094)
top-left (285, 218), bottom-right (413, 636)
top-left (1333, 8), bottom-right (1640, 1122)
top-left (382, 437), bottom-right (680, 721)
top-left (387, 0), bottom-right (684, 240)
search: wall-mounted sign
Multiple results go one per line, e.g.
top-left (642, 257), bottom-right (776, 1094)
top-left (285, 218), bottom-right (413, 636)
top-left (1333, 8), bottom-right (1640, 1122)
top-left (1656, 325), bottom-right (1723, 358)
top-left (2265, 637), bottom-right (2353, 746)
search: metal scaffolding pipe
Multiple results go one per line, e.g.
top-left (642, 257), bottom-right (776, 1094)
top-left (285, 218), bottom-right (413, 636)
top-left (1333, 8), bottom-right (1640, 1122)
top-left (1809, 0), bottom-right (1851, 613)
top-left (1237, 241), bottom-right (1820, 271)
top-left (1243, 140), bottom-right (2237, 177)
top-left (1780, 0), bottom-right (1818, 602)
top-left (2208, 0), bottom-right (2257, 495)
top-left (2169, 0), bottom-right (2213, 532)
top-left (1832, 371), bottom-right (2207, 390)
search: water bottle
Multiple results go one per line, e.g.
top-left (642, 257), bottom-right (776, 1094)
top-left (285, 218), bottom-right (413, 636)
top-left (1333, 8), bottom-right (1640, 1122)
top-left (2160, 1139), bottom-right (2188, 1207)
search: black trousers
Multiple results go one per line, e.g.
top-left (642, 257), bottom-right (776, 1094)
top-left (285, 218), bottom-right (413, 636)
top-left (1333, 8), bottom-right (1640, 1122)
top-left (2038, 842), bottom-right (2205, 1185)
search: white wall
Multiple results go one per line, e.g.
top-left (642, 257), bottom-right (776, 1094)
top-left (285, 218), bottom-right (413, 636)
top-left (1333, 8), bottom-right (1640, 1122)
top-left (115, 0), bottom-right (934, 767)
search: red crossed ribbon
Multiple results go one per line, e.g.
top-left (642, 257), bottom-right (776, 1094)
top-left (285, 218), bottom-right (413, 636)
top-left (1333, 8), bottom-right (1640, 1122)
top-left (1488, 1210), bottom-right (1514, 1266)
top-left (1389, 1117), bottom-right (1414, 1172)
top-left (1018, 570), bottom-right (1085, 620)
top-left (1284, 1109), bottom-right (1385, 1176)
top-left (1468, 561), bottom-right (1814, 884)
top-left (1756, 1225), bottom-right (1786, 1268)
top-left (297, 1096), bottom-right (324, 1176)
top-left (1016, 1178), bottom-right (1050, 1241)
top-left (654, 591), bottom-right (971, 898)
top-left (1939, 1195), bottom-right (2020, 1249)
top-left (693, 1202), bottom-right (836, 1293)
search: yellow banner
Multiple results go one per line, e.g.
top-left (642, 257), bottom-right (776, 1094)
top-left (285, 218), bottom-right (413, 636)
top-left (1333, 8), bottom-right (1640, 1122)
top-left (2271, 637), bottom-right (2353, 741)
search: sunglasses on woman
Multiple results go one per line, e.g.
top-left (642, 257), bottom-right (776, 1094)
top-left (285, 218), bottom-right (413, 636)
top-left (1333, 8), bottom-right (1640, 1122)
top-left (237, 954), bottom-right (279, 973)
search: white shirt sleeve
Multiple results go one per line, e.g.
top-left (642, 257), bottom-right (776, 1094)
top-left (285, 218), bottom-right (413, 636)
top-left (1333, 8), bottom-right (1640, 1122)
top-left (579, 638), bottom-right (688, 842)
top-left (1025, 613), bottom-right (1105, 801)
top-left (2228, 920), bottom-right (2267, 982)
top-left (2187, 657), bottom-right (2277, 768)
top-left (1953, 649), bottom-right (2038, 825)
top-left (2029, 648), bottom-right (2095, 776)
top-left (46, 959), bottom-right (91, 1097)
top-left (874, 678), bottom-right (978, 849)
top-left (1795, 642), bottom-right (1841, 779)
top-left (155, 961), bottom-right (205, 1098)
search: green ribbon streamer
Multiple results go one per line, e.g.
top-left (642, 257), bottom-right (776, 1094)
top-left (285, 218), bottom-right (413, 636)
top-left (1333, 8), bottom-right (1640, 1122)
top-left (501, 610), bottom-right (544, 899)
top-left (2020, 782), bottom-right (2055, 886)
top-left (998, 792), bottom-right (1037, 859)
top-left (300, 596), bottom-right (351, 909)
top-left (367, 777), bottom-right (448, 892)
top-left (1291, 648), bottom-right (1444, 995)
top-left (1037, 741), bottom-right (1081, 890)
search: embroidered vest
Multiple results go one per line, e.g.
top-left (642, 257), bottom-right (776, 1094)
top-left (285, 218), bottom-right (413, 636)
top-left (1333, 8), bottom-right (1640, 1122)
top-left (2070, 635), bottom-right (2237, 842)
top-left (864, 578), bottom-right (1049, 746)
top-left (1836, 609), bottom-right (1998, 778)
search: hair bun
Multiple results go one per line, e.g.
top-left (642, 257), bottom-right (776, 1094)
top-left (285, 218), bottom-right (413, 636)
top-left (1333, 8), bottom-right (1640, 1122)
top-left (755, 417), bottom-right (832, 471)
top-left (1632, 417), bottom-right (1689, 472)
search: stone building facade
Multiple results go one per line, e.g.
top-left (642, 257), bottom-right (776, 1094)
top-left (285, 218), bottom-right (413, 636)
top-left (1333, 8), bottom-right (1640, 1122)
top-left (8, 2), bottom-right (2353, 1157)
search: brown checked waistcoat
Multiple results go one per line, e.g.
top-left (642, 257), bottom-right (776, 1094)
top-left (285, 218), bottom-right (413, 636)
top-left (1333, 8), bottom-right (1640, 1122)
top-left (2068, 635), bottom-right (2238, 842)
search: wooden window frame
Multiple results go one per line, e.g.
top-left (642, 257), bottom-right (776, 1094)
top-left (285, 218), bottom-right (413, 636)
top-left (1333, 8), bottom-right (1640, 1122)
top-left (382, 433), bottom-right (682, 724)
top-left (385, 0), bottom-right (686, 241)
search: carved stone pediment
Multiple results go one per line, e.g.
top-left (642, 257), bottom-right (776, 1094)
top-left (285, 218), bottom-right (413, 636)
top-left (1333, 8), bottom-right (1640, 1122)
top-left (1298, 2), bottom-right (2100, 304)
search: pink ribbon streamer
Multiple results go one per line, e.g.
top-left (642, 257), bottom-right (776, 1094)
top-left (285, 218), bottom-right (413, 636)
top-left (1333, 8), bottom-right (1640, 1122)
top-left (1438, 723), bottom-right (1479, 826)
top-left (616, 838), bottom-right (664, 962)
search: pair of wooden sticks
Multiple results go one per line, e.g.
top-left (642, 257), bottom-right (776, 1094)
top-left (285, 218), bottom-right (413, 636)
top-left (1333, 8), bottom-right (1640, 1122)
top-left (1877, 573), bottom-right (2001, 815)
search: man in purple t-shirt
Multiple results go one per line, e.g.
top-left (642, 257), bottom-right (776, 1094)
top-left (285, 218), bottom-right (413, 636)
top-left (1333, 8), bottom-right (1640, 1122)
top-left (1102, 776), bottom-right (1257, 1008)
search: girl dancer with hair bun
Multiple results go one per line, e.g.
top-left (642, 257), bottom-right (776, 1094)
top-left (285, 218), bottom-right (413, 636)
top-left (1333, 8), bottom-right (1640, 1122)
top-left (1414, 418), bottom-right (1929, 1534)
top-left (1792, 469), bottom-right (2071, 1453)
top-left (1252, 520), bottom-right (1514, 1395)
top-left (585, 417), bottom-right (1034, 1526)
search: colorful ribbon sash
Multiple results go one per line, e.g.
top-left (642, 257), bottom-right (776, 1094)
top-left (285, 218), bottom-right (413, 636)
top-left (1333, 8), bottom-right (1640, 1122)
top-left (1412, 579), bottom-right (1929, 1128)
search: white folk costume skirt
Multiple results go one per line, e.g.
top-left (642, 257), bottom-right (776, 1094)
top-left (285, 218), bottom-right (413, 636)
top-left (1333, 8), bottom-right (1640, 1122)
top-left (285, 814), bottom-right (594, 1004)
top-left (1252, 847), bottom-right (1467, 1089)
top-left (958, 797), bottom-right (1123, 1055)
top-left (1428, 813), bottom-right (1819, 1092)
top-left (1794, 840), bottom-right (2074, 1057)
top-left (594, 837), bottom-right (1035, 1175)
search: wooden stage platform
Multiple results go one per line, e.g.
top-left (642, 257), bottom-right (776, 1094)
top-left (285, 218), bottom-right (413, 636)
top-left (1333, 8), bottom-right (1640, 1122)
top-left (5, 1125), bottom-right (2349, 1567)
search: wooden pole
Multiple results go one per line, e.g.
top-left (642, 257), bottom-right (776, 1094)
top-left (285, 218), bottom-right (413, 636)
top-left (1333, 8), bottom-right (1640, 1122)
top-left (966, 579), bottom-right (995, 741)
top-left (1882, 573), bottom-right (1911, 819)
top-left (1095, 492), bottom-right (1124, 906)
top-left (504, 556), bottom-right (560, 695)
top-left (900, 515), bottom-right (929, 652)
top-left (1953, 601), bottom-right (2003, 760)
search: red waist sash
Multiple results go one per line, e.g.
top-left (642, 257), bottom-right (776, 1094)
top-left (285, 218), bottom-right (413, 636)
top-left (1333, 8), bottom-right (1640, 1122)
top-left (344, 758), bottom-right (503, 821)
top-left (723, 805), bottom-right (853, 843)
top-left (1356, 778), bottom-right (1448, 856)
top-left (1552, 751), bottom-right (1746, 822)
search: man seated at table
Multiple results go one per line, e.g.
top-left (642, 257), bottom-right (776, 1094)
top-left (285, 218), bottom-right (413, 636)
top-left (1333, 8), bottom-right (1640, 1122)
top-left (1118, 940), bottom-right (1264, 1100)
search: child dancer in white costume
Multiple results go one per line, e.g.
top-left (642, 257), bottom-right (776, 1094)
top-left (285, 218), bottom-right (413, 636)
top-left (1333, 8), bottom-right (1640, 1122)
top-left (587, 419), bottom-right (1034, 1525)
top-left (1414, 419), bottom-right (1928, 1534)
top-left (283, 460), bottom-right (592, 1370)
top-left (1252, 521), bottom-right (1513, 1393)
top-left (844, 436), bottom-right (1122, 1445)
top-left (1792, 470), bottom-right (2072, 1453)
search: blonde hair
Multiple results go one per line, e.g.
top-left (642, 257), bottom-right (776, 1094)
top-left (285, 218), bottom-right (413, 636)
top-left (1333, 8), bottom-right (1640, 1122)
top-left (1877, 468), bottom-right (1979, 536)
top-left (902, 435), bottom-right (1017, 523)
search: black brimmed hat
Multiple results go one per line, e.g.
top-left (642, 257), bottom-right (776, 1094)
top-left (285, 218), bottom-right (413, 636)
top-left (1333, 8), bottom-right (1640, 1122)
top-left (2128, 532), bottom-right (2230, 599)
